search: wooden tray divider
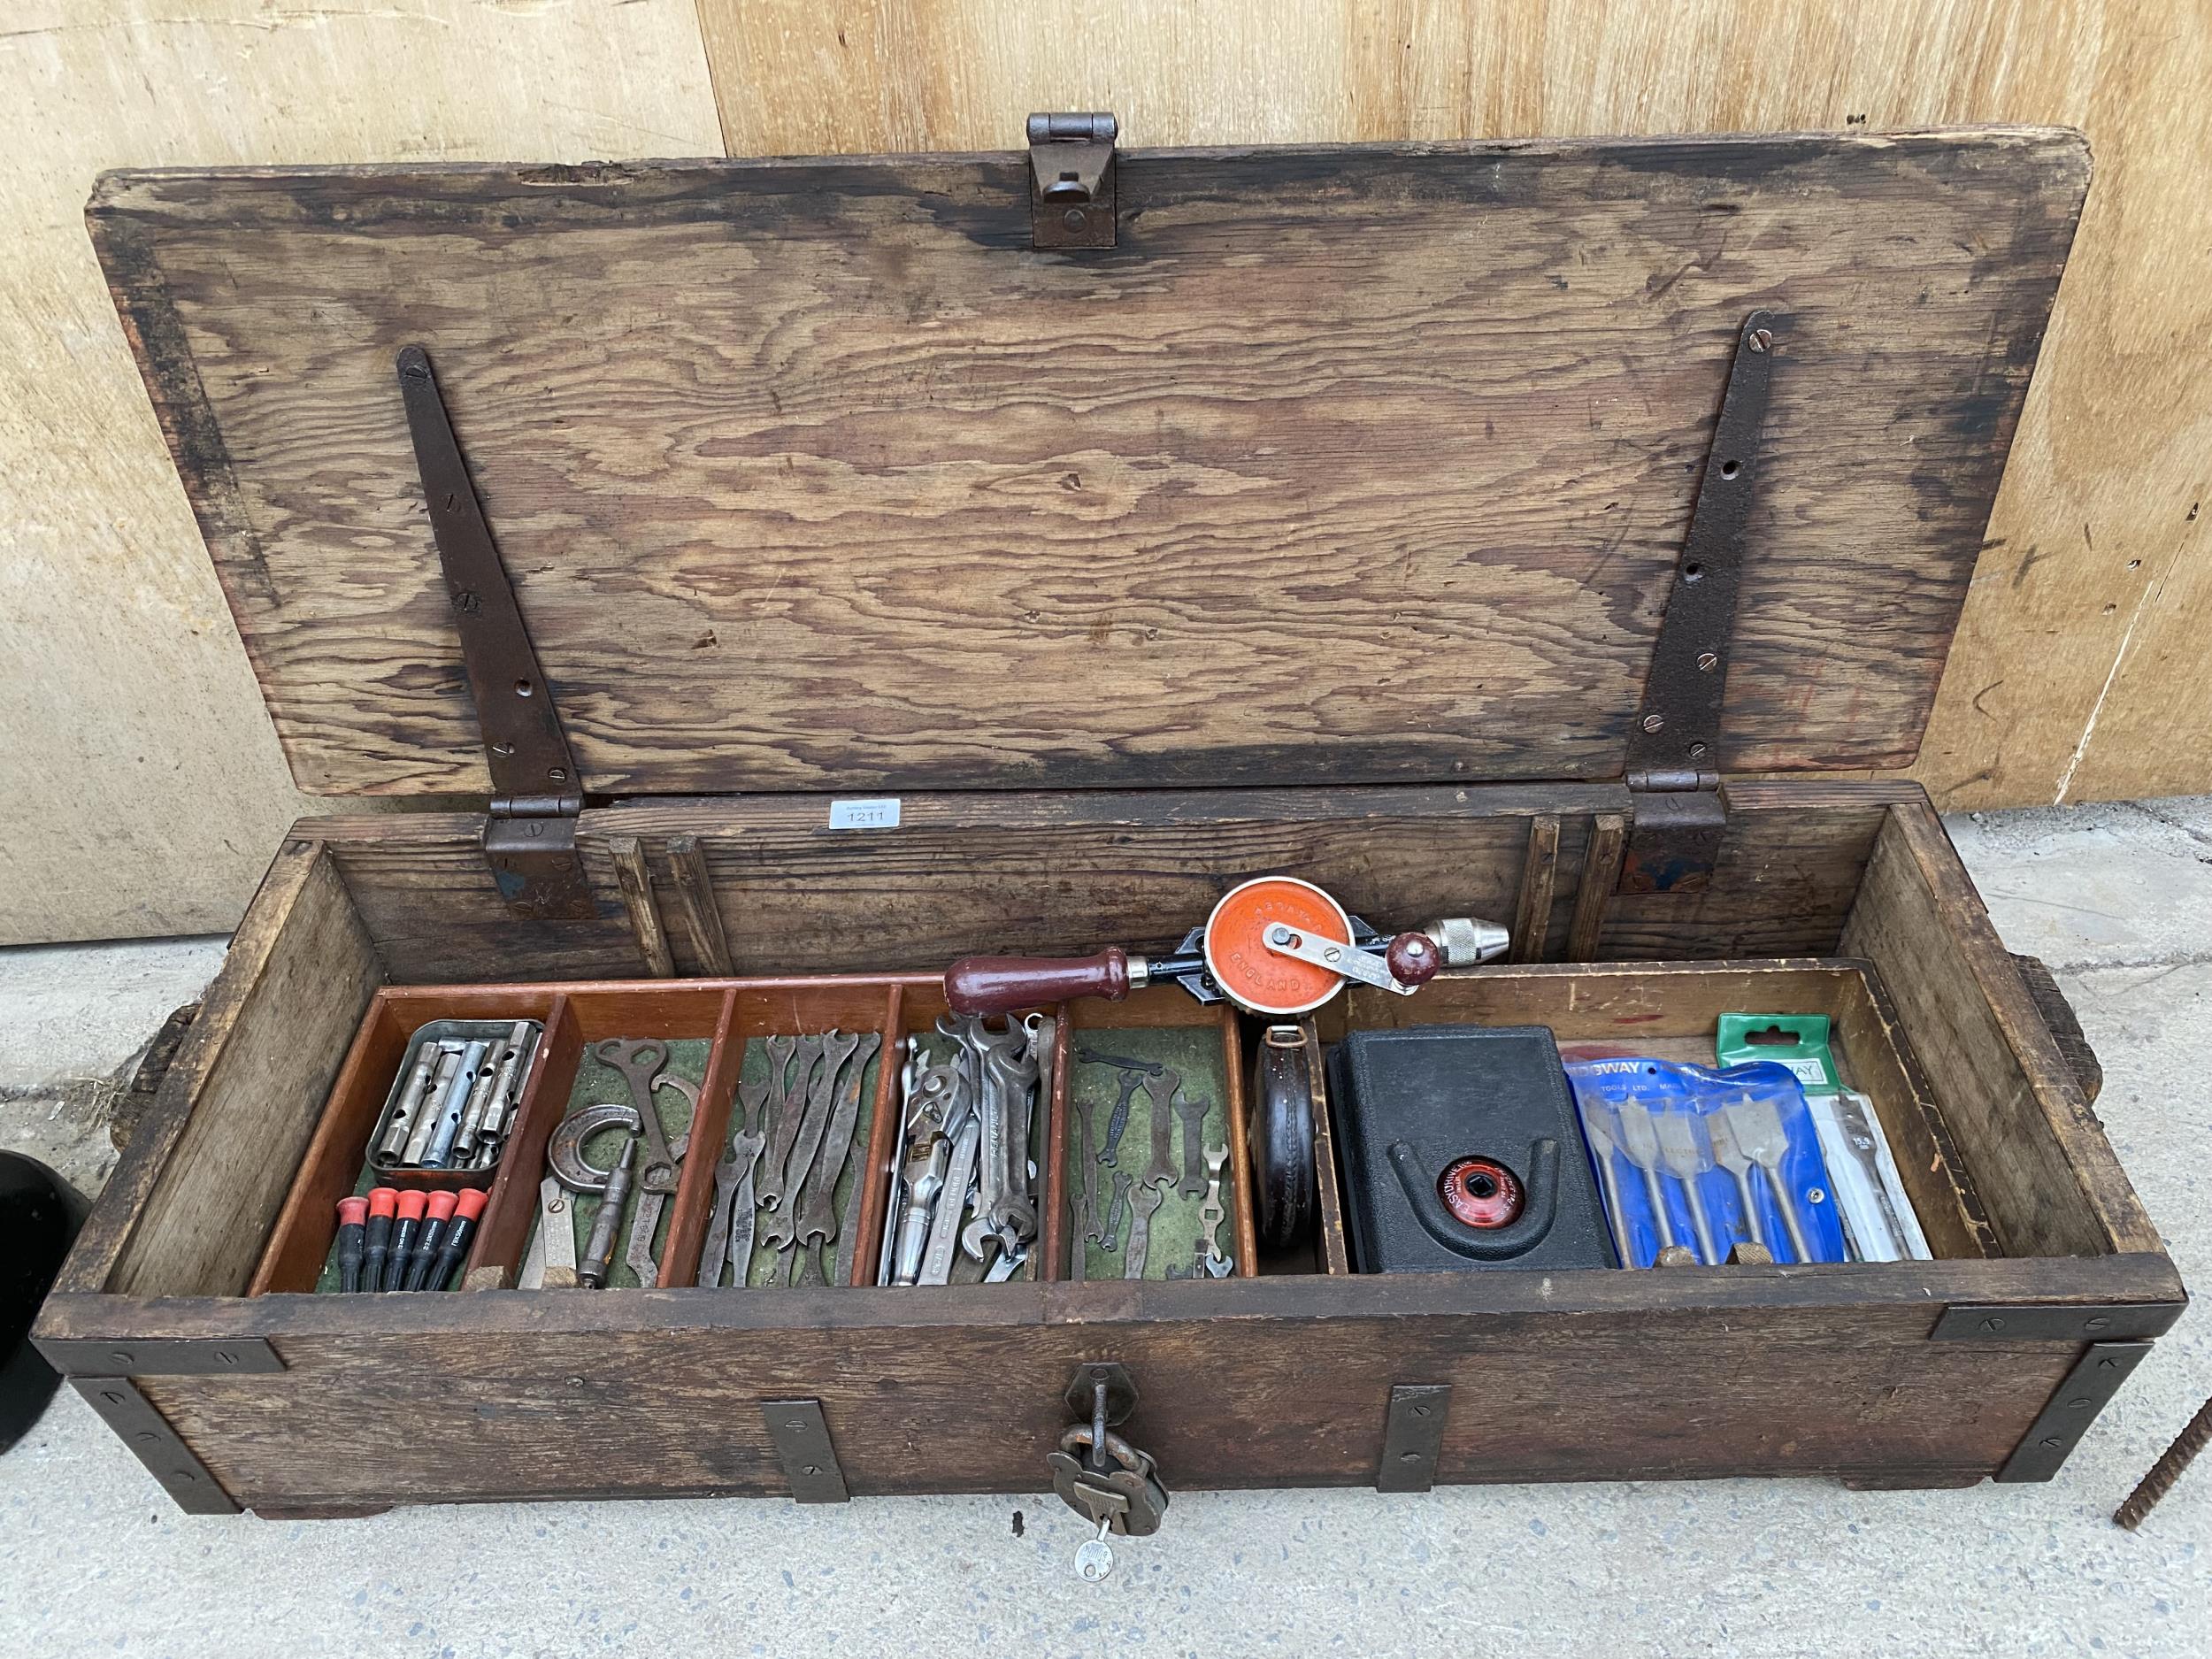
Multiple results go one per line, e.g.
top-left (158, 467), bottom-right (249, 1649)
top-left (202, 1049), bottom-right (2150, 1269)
top-left (1302, 1019), bottom-right (1353, 1276)
top-left (844, 981), bottom-right (908, 1286)
top-left (657, 987), bottom-right (745, 1287)
top-left (1217, 1002), bottom-right (1259, 1277)
top-left (462, 993), bottom-right (581, 1287)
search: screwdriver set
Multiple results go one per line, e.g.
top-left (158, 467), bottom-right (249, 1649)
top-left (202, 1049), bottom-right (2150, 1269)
top-left (333, 1186), bottom-right (488, 1292)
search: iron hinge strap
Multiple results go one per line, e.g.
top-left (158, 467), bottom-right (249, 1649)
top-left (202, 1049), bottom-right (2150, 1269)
top-left (1378, 1383), bottom-right (1451, 1493)
top-left (1618, 310), bottom-right (1779, 896)
top-left (762, 1398), bottom-right (849, 1503)
top-left (396, 344), bottom-right (595, 921)
top-left (1029, 111), bottom-right (1118, 250)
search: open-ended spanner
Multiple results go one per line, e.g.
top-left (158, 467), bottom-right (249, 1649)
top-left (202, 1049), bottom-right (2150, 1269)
top-left (1100, 1170), bottom-right (1133, 1253)
top-left (1138, 1069), bottom-right (1180, 1191)
top-left (625, 1072), bottom-right (698, 1287)
top-left (1095, 1068), bottom-right (1145, 1168)
top-left (1176, 1094), bottom-right (1210, 1197)
top-left (757, 1036), bottom-right (824, 1216)
top-left (1125, 1181), bottom-right (1163, 1280)
top-left (760, 1032), bottom-right (856, 1279)
top-left (1076, 1093), bottom-right (1107, 1242)
top-left (701, 1069), bottom-right (774, 1288)
top-left (1198, 1141), bottom-right (1231, 1275)
top-left (595, 1039), bottom-right (680, 1193)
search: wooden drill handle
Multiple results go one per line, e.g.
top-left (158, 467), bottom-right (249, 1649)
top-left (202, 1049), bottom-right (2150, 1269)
top-left (944, 948), bottom-right (1132, 1015)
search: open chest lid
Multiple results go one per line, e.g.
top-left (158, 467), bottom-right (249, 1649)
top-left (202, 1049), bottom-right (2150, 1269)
top-left (96, 123), bottom-right (2083, 813)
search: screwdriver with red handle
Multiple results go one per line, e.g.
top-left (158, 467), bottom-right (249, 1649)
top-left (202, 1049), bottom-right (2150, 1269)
top-left (426, 1187), bottom-right (489, 1291)
top-left (403, 1191), bottom-right (459, 1291)
top-left (361, 1187), bottom-right (398, 1291)
top-left (335, 1196), bottom-right (370, 1292)
top-left (384, 1189), bottom-right (427, 1291)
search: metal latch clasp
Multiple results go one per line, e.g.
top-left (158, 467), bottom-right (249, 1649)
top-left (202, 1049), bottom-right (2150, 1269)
top-left (1028, 111), bottom-right (1118, 250)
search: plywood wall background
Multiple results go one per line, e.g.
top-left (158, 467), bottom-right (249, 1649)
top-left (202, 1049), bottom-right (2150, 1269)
top-left (3, 0), bottom-right (2202, 944)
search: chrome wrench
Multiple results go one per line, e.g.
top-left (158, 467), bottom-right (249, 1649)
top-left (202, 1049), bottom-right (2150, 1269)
top-left (919, 1118), bottom-right (980, 1286)
top-left (1197, 1142), bottom-right (1231, 1275)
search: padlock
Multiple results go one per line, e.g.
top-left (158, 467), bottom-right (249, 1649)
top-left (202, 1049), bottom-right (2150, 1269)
top-left (1051, 1423), bottom-right (1170, 1538)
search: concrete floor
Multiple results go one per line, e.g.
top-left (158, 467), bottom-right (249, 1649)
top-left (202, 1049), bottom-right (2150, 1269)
top-left (2, 803), bottom-right (2206, 1657)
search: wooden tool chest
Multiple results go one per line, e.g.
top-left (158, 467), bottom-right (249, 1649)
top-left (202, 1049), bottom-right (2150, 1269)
top-left (35, 119), bottom-right (2185, 1525)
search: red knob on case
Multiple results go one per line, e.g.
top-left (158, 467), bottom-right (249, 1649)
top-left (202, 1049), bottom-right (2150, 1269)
top-left (454, 1187), bottom-right (490, 1222)
top-left (425, 1190), bottom-right (458, 1222)
top-left (368, 1187), bottom-right (398, 1219)
top-left (336, 1196), bottom-right (369, 1227)
top-left (1438, 1156), bottom-right (1524, 1228)
top-left (396, 1189), bottom-right (428, 1222)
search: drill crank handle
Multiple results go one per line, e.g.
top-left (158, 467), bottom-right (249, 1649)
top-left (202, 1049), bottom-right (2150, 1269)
top-left (944, 947), bottom-right (1164, 1015)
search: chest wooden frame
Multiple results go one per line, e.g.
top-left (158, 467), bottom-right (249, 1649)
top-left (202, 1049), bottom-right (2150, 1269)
top-left (34, 122), bottom-right (2185, 1520)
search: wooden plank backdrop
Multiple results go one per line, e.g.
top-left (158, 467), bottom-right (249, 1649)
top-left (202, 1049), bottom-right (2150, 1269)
top-left (0, 1), bottom-right (722, 946)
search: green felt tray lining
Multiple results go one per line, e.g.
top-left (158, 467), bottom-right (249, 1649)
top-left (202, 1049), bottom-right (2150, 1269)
top-left (1065, 1026), bottom-right (1233, 1281)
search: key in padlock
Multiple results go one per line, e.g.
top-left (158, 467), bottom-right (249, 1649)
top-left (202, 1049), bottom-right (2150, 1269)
top-left (1048, 1365), bottom-right (1171, 1580)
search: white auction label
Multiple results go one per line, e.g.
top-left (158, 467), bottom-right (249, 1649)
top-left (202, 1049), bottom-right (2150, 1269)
top-left (827, 798), bottom-right (902, 831)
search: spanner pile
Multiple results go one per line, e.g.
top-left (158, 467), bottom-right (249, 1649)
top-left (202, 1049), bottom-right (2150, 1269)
top-left (1069, 1049), bottom-right (1232, 1281)
top-left (879, 1013), bottom-right (1051, 1286)
top-left (698, 1031), bottom-right (881, 1289)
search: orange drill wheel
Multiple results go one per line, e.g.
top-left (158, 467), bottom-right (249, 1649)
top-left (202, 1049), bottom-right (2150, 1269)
top-left (1202, 878), bottom-right (1359, 1017)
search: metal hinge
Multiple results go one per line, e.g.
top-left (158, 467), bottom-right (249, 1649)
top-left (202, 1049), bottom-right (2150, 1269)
top-left (762, 1398), bottom-right (849, 1503)
top-left (1618, 311), bottom-right (1780, 895)
top-left (397, 345), bottom-right (597, 920)
top-left (1378, 1383), bottom-right (1451, 1493)
top-left (1028, 111), bottom-right (1118, 250)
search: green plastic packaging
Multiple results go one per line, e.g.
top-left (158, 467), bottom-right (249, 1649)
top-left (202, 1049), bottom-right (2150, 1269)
top-left (1714, 1013), bottom-right (1839, 1094)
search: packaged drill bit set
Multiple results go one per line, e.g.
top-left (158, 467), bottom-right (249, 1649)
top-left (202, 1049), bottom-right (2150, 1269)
top-left (1715, 1015), bottom-right (1932, 1263)
top-left (1565, 1057), bottom-right (1847, 1269)
top-left (879, 1013), bottom-right (1050, 1286)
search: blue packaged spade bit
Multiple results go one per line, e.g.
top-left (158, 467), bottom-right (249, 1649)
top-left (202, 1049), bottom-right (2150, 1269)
top-left (1563, 1057), bottom-right (1846, 1269)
